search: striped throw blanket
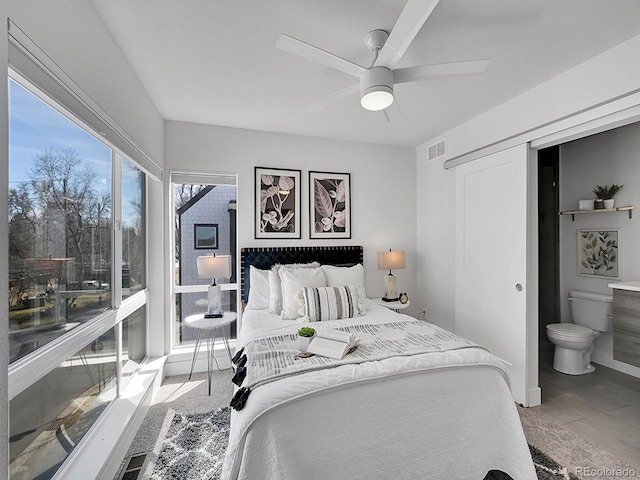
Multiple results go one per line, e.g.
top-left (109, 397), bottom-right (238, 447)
top-left (230, 319), bottom-right (484, 410)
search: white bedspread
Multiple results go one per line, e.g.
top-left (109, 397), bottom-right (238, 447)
top-left (223, 303), bottom-right (536, 480)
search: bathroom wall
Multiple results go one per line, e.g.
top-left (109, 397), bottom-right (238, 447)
top-left (560, 121), bottom-right (640, 377)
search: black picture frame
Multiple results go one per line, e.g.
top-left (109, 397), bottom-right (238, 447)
top-left (255, 166), bottom-right (301, 239)
top-left (194, 223), bottom-right (219, 250)
top-left (309, 171), bottom-right (351, 239)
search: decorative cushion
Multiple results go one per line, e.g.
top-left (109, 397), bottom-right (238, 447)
top-left (245, 266), bottom-right (270, 310)
top-left (268, 262), bottom-right (320, 314)
top-left (297, 285), bottom-right (366, 322)
top-left (322, 263), bottom-right (364, 286)
top-left (279, 267), bottom-right (326, 319)
top-left (321, 263), bottom-right (367, 308)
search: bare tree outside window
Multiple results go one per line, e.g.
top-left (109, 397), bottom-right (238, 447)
top-left (9, 147), bottom-right (112, 360)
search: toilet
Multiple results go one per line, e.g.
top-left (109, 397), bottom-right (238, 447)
top-left (546, 290), bottom-right (613, 375)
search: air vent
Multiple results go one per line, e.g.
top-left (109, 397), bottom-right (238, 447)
top-left (427, 139), bottom-right (447, 161)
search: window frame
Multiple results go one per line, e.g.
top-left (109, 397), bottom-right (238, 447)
top-left (7, 73), bottom-right (149, 400)
top-left (169, 171), bottom-right (239, 351)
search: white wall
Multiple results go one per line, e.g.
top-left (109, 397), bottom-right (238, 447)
top-left (559, 123), bottom-right (640, 377)
top-left (416, 145), bottom-right (456, 331)
top-left (164, 121), bottom-right (418, 315)
top-left (8, 0), bottom-right (164, 164)
top-left (417, 33), bottom-right (640, 335)
top-left (429, 33), bottom-right (640, 162)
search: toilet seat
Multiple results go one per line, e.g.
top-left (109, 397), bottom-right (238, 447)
top-left (547, 323), bottom-right (593, 338)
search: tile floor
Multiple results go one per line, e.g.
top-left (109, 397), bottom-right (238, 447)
top-left (535, 348), bottom-right (640, 471)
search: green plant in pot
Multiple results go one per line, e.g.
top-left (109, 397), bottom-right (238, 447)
top-left (297, 326), bottom-right (316, 351)
top-left (593, 184), bottom-right (623, 209)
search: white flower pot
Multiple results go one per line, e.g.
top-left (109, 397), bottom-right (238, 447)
top-left (298, 335), bottom-right (314, 351)
top-left (604, 199), bottom-right (615, 209)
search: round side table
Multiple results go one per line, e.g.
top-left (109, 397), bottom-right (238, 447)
top-left (185, 311), bottom-right (237, 395)
top-left (371, 297), bottom-right (411, 313)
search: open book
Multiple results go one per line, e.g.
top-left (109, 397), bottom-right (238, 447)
top-left (306, 329), bottom-right (360, 360)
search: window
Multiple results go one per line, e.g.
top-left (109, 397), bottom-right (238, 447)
top-left (9, 79), bottom-right (112, 361)
top-left (8, 74), bottom-right (150, 479)
top-left (9, 329), bottom-right (118, 478)
top-left (172, 179), bottom-right (237, 346)
top-left (122, 158), bottom-right (146, 299)
top-left (121, 306), bottom-right (147, 391)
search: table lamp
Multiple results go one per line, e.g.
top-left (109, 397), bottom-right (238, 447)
top-left (377, 249), bottom-right (405, 301)
top-left (197, 254), bottom-right (232, 318)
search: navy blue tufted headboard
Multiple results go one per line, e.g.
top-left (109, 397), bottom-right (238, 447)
top-left (240, 245), bottom-right (364, 304)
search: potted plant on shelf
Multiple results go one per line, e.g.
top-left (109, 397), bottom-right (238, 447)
top-left (297, 326), bottom-right (316, 351)
top-left (593, 184), bottom-right (623, 209)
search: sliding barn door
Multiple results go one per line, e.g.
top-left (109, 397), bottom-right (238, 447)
top-left (455, 144), bottom-right (530, 405)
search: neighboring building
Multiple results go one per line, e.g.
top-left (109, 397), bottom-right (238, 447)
top-left (176, 185), bottom-right (237, 342)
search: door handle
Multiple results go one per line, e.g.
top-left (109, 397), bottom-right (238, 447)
top-left (515, 283), bottom-right (523, 292)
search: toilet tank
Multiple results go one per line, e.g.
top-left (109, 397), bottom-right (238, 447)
top-left (568, 290), bottom-right (613, 332)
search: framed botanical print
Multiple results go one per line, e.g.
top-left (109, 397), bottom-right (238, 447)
top-left (577, 229), bottom-right (620, 278)
top-left (309, 171), bottom-right (351, 239)
top-left (194, 224), bottom-right (218, 249)
top-left (255, 167), bottom-right (301, 239)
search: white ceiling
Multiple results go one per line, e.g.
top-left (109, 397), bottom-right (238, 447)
top-left (91, 0), bottom-right (640, 148)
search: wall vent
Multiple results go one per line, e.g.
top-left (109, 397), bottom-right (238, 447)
top-left (427, 139), bottom-right (447, 161)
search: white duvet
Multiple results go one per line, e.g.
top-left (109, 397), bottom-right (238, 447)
top-left (222, 302), bottom-right (536, 480)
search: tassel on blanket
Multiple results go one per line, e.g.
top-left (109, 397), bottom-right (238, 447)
top-left (230, 387), bottom-right (251, 411)
top-left (231, 347), bottom-right (244, 365)
top-left (236, 354), bottom-right (247, 369)
top-left (232, 365), bottom-right (247, 386)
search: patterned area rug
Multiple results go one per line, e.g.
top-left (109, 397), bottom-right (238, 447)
top-left (150, 407), bottom-right (576, 480)
top-left (150, 407), bottom-right (230, 480)
top-left (485, 444), bottom-right (579, 480)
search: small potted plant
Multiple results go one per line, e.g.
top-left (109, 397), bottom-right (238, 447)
top-left (297, 326), bottom-right (316, 351)
top-left (593, 184), bottom-right (623, 209)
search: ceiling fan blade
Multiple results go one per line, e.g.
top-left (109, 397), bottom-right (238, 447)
top-left (277, 34), bottom-right (366, 78)
top-left (382, 99), bottom-right (402, 122)
top-left (304, 82), bottom-right (360, 114)
top-left (394, 59), bottom-right (489, 84)
top-left (375, 0), bottom-right (441, 69)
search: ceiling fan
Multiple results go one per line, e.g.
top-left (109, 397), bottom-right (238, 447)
top-left (276, 0), bottom-right (489, 114)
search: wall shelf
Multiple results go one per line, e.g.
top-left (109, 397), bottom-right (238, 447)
top-left (559, 205), bottom-right (635, 221)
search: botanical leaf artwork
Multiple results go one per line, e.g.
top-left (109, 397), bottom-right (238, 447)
top-left (579, 230), bottom-right (618, 277)
top-left (259, 174), bottom-right (296, 233)
top-left (313, 178), bottom-right (347, 234)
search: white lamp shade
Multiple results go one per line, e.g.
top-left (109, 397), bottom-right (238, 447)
top-left (377, 250), bottom-right (405, 271)
top-left (197, 255), bottom-right (232, 281)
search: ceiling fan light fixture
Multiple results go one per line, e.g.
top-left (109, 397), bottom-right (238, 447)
top-left (359, 66), bottom-right (394, 111)
top-left (360, 87), bottom-right (394, 111)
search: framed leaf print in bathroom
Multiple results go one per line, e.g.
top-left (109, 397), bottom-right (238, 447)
top-left (309, 171), bottom-right (351, 239)
top-left (577, 229), bottom-right (620, 279)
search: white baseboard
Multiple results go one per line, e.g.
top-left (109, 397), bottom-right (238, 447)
top-left (525, 386), bottom-right (542, 407)
top-left (164, 342), bottom-right (236, 377)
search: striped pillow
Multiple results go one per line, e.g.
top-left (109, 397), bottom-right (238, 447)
top-left (298, 285), bottom-right (364, 322)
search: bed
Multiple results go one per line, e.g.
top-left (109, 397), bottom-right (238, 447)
top-left (221, 246), bottom-right (536, 480)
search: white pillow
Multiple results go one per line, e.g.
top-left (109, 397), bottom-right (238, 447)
top-left (321, 264), bottom-right (367, 308)
top-left (268, 262), bottom-right (320, 314)
top-left (279, 267), bottom-right (326, 319)
top-left (297, 285), bottom-right (366, 322)
top-left (322, 264), bottom-right (365, 289)
top-left (245, 266), bottom-right (270, 310)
